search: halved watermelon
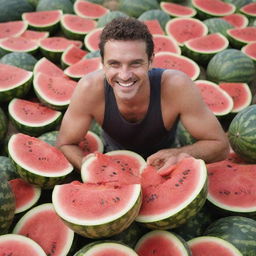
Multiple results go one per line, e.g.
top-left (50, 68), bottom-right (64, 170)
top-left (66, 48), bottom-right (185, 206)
top-left (165, 17), bottom-right (208, 46)
top-left (22, 10), bottom-right (63, 33)
top-left (13, 203), bottom-right (75, 256)
top-left (153, 34), bottom-right (181, 55)
top-left (0, 21), bottom-right (28, 39)
top-left (191, 0), bottom-right (236, 19)
top-left (64, 57), bottom-right (102, 80)
top-left (9, 178), bottom-right (41, 214)
top-left (8, 133), bottom-right (74, 188)
top-left (136, 157), bottom-right (208, 229)
top-left (241, 41), bottom-right (256, 62)
top-left (60, 14), bottom-right (97, 40)
top-left (74, 0), bottom-right (109, 19)
top-left (33, 72), bottom-right (77, 110)
top-left (135, 230), bottom-right (191, 256)
top-left (0, 234), bottom-right (46, 256)
top-left (143, 19), bottom-right (165, 35)
top-left (240, 2), bottom-right (256, 19)
top-left (160, 2), bottom-right (197, 18)
top-left (20, 30), bottom-right (50, 42)
top-left (153, 52), bottom-right (200, 81)
top-left (84, 27), bottom-right (103, 52)
top-left (222, 13), bottom-right (249, 28)
top-left (0, 63), bottom-right (33, 103)
top-left (194, 80), bottom-right (233, 116)
top-left (8, 98), bottom-right (62, 136)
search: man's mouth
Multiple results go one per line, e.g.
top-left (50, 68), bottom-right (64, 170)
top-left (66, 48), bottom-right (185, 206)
top-left (117, 81), bottom-right (136, 87)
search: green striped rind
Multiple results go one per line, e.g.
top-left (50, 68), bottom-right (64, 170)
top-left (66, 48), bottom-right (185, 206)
top-left (0, 71), bottom-right (33, 103)
top-left (0, 173), bottom-right (15, 235)
top-left (74, 241), bottom-right (138, 256)
top-left (203, 18), bottom-right (234, 37)
top-left (0, 156), bottom-right (18, 181)
top-left (39, 46), bottom-right (64, 63)
top-left (53, 187), bottom-right (142, 239)
top-left (206, 49), bottom-right (256, 83)
top-left (228, 104), bottom-right (256, 163)
top-left (38, 130), bottom-right (59, 146)
top-left (97, 11), bottom-right (129, 28)
top-left (224, 0), bottom-right (252, 9)
top-left (176, 121), bottom-right (197, 147)
top-left (204, 216), bottom-right (256, 256)
top-left (36, 0), bottom-right (74, 14)
top-left (191, 0), bottom-right (236, 19)
top-left (118, 0), bottom-right (160, 18)
top-left (160, 2), bottom-right (197, 18)
top-left (0, 107), bottom-right (7, 142)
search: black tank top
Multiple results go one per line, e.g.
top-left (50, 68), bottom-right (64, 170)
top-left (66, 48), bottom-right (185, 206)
top-left (102, 68), bottom-right (178, 159)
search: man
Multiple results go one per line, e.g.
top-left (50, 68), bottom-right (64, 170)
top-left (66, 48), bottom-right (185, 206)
top-left (57, 17), bottom-right (229, 171)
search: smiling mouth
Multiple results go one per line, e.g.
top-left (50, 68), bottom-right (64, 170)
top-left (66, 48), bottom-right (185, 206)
top-left (117, 81), bottom-right (136, 87)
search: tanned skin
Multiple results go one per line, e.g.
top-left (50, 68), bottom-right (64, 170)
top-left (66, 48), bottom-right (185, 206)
top-left (57, 18), bottom-right (229, 171)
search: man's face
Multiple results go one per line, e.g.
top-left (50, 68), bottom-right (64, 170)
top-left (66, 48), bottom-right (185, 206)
top-left (102, 40), bottom-right (152, 101)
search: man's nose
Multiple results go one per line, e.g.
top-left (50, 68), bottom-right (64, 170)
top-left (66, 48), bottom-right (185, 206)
top-left (118, 66), bottom-right (132, 80)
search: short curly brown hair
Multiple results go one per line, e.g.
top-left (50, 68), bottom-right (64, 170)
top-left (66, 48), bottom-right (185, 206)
top-left (99, 17), bottom-right (154, 60)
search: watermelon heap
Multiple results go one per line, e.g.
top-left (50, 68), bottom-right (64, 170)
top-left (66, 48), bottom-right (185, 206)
top-left (0, 0), bottom-right (256, 255)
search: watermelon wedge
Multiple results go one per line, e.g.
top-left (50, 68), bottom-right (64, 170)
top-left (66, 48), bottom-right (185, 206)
top-left (161, 2), bottom-right (197, 18)
top-left (222, 13), bottom-right (249, 28)
top-left (153, 34), bottom-right (181, 55)
top-left (0, 21), bottom-right (28, 39)
top-left (8, 133), bottom-right (74, 189)
top-left (240, 2), bottom-right (256, 19)
top-left (143, 19), bottom-right (165, 35)
top-left (241, 41), bottom-right (256, 62)
top-left (84, 27), bottom-right (103, 52)
top-left (20, 30), bottom-right (50, 42)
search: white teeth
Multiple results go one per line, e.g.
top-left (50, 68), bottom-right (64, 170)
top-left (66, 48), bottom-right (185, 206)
top-left (117, 81), bottom-right (135, 87)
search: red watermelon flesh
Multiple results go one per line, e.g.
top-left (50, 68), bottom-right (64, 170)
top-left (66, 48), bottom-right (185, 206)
top-left (228, 27), bottom-right (256, 43)
top-left (219, 82), bottom-right (252, 113)
top-left (22, 10), bottom-right (62, 26)
top-left (40, 37), bottom-right (82, 51)
top-left (21, 30), bottom-right (49, 41)
top-left (222, 14), bottom-right (249, 28)
top-left (79, 131), bottom-right (103, 156)
top-left (242, 41), bottom-right (256, 61)
top-left (153, 52), bottom-right (200, 80)
top-left (62, 44), bottom-right (88, 66)
top-left (8, 133), bottom-right (72, 175)
top-left (0, 63), bottom-right (32, 90)
top-left (13, 203), bottom-right (74, 256)
top-left (143, 20), bottom-right (165, 35)
top-left (9, 178), bottom-right (41, 214)
top-left (153, 34), bottom-right (181, 54)
top-left (194, 80), bottom-right (233, 116)
top-left (240, 2), bottom-right (256, 16)
top-left (161, 2), bottom-right (196, 17)
top-left (84, 27), bottom-right (103, 52)
top-left (0, 21), bottom-right (27, 39)
top-left (0, 36), bottom-right (38, 51)
top-left (9, 98), bottom-right (61, 124)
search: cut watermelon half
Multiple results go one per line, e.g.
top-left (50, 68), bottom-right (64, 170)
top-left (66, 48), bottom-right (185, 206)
top-left (0, 21), bottom-right (28, 39)
top-left (20, 30), bottom-right (50, 42)
top-left (8, 133), bottom-right (73, 188)
top-left (8, 98), bottom-right (62, 136)
top-left (13, 203), bottom-right (75, 256)
top-left (242, 41), bottom-right (256, 62)
top-left (165, 17), bottom-right (208, 46)
top-left (74, 0), bottom-right (109, 19)
top-left (188, 236), bottom-right (243, 256)
top-left (64, 57), bottom-right (102, 80)
top-left (194, 80), bottom-right (233, 116)
top-left (136, 157), bottom-right (208, 229)
top-left (191, 0), bottom-right (236, 18)
top-left (135, 230), bottom-right (191, 256)
top-left (161, 2), bottom-right (197, 18)
top-left (0, 63), bottom-right (33, 103)
top-left (219, 82), bottom-right (252, 113)
top-left (143, 19), bottom-right (165, 35)
top-left (60, 14), bottom-right (97, 40)
top-left (222, 13), bottom-right (249, 28)
top-left (84, 27), bottom-right (103, 52)
top-left (9, 178), bottom-right (41, 214)
top-left (0, 234), bottom-right (46, 256)
top-left (22, 10), bottom-right (63, 33)
top-left (153, 34), bottom-right (181, 55)
top-left (33, 72), bottom-right (77, 110)
top-left (153, 51), bottom-right (200, 81)
top-left (240, 2), bottom-right (256, 18)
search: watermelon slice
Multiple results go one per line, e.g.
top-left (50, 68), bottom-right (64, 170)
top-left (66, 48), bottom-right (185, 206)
top-left (191, 0), bottom-right (236, 19)
top-left (143, 19), bottom-right (165, 35)
top-left (219, 82), bottom-right (252, 113)
top-left (9, 178), bottom-right (41, 214)
top-left (8, 98), bottom-right (62, 136)
top-left (60, 14), bottom-right (97, 40)
top-left (8, 133), bottom-right (73, 189)
top-left (188, 236), bottom-right (243, 255)
top-left (194, 80), bottom-right (234, 116)
top-left (0, 63), bottom-right (33, 103)
top-left (64, 57), bottom-right (102, 80)
top-left (20, 30), bottom-right (50, 42)
top-left (13, 203), bottom-right (75, 256)
top-left (222, 13), bottom-right (249, 28)
top-left (22, 10), bottom-right (63, 33)
top-left (165, 17), bottom-right (208, 46)
top-left (242, 41), bottom-right (256, 62)
top-left (33, 72), bottom-right (77, 110)
top-left (240, 2), bottom-right (256, 19)
top-left (153, 34), bottom-right (181, 55)
top-left (136, 157), bottom-right (208, 229)
top-left (0, 234), bottom-right (46, 256)
top-left (160, 2), bottom-right (197, 18)
top-left (84, 27), bottom-right (103, 52)
top-left (153, 52), bottom-right (200, 81)
top-left (0, 21), bottom-right (28, 39)
top-left (135, 230), bottom-right (191, 255)
top-left (74, 0), bottom-right (109, 19)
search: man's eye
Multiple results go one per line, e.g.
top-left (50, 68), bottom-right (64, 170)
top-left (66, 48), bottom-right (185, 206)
top-left (109, 63), bottom-right (119, 68)
top-left (131, 62), bottom-right (142, 67)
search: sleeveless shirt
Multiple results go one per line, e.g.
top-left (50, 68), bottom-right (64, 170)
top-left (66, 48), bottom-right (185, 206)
top-left (102, 68), bottom-right (178, 159)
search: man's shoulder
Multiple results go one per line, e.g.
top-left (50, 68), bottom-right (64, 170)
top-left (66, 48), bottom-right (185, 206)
top-left (79, 69), bottom-right (105, 88)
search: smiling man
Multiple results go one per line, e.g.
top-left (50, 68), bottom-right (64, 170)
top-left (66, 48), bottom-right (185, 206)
top-left (56, 17), bottom-right (229, 171)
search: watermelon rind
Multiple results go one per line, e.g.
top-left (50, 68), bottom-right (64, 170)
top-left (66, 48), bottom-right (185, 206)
top-left (160, 2), bottom-right (197, 18)
top-left (36, 0), bottom-right (74, 14)
top-left (0, 21), bottom-right (28, 39)
top-left (135, 230), bottom-right (192, 255)
top-left (13, 203), bottom-right (75, 256)
top-left (241, 42), bottom-right (256, 63)
top-left (38, 130), bottom-right (58, 146)
top-left (188, 236), bottom-right (243, 255)
top-left (228, 105), bottom-right (256, 163)
top-left (8, 133), bottom-right (74, 189)
top-left (52, 183), bottom-right (142, 238)
top-left (153, 34), bottom-right (181, 55)
top-left (0, 234), bottom-right (47, 255)
top-left (8, 98), bottom-right (62, 136)
top-left (136, 159), bottom-right (208, 229)
top-left (240, 2), bottom-right (256, 19)
top-left (0, 107), bottom-right (8, 143)
top-left (0, 156), bottom-right (17, 181)
top-left (84, 27), bottom-right (103, 52)
top-left (203, 18), bottom-right (234, 37)
top-left (222, 13), bottom-right (249, 28)
top-left (97, 11), bottom-right (129, 28)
